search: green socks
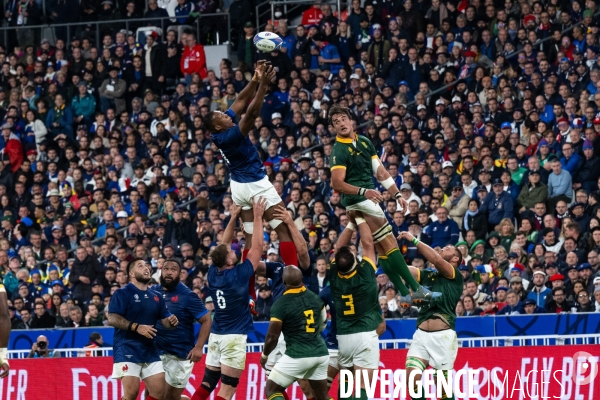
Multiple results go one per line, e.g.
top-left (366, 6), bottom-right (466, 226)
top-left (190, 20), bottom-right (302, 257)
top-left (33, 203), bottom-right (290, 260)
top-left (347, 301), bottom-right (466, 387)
top-left (386, 247), bottom-right (421, 292)
top-left (267, 393), bottom-right (285, 400)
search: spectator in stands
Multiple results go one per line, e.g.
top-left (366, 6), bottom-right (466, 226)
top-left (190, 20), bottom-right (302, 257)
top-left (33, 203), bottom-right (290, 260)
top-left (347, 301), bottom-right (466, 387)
top-left (9, 306), bottom-right (25, 329)
top-left (523, 298), bottom-right (545, 314)
top-left (497, 289), bottom-right (524, 315)
top-left (480, 178), bottom-right (514, 230)
top-left (85, 303), bottom-right (104, 326)
top-left (575, 291), bottom-right (594, 312)
top-left (69, 247), bottom-right (104, 304)
top-left (30, 301), bottom-right (56, 329)
top-left (526, 271), bottom-right (551, 308)
top-left (69, 306), bottom-right (84, 327)
top-left (181, 31), bottom-right (207, 82)
top-left (547, 160), bottom-right (573, 211)
top-left (545, 287), bottom-right (573, 313)
top-left (55, 302), bottom-right (72, 328)
top-left (379, 297), bottom-right (393, 319)
top-left (27, 335), bottom-right (60, 358)
top-left (99, 66), bottom-right (127, 114)
top-left (422, 207), bottom-right (459, 247)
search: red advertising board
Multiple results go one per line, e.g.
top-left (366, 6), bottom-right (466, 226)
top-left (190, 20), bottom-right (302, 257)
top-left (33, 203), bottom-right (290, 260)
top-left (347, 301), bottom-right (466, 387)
top-left (1, 345), bottom-right (598, 399)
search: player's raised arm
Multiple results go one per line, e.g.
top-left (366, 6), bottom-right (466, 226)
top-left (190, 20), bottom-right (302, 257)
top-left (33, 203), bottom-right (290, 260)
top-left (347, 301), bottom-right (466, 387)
top-left (222, 203), bottom-right (242, 246)
top-left (238, 65), bottom-right (276, 136)
top-left (399, 231), bottom-right (455, 279)
top-left (246, 197), bottom-right (267, 270)
top-left (334, 218), bottom-right (355, 251)
top-left (0, 283), bottom-right (10, 378)
top-left (228, 60), bottom-right (269, 115)
top-left (272, 205), bottom-right (310, 269)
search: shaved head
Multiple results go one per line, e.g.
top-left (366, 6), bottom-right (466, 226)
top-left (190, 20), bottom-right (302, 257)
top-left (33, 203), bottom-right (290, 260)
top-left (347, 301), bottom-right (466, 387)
top-left (282, 265), bottom-right (303, 288)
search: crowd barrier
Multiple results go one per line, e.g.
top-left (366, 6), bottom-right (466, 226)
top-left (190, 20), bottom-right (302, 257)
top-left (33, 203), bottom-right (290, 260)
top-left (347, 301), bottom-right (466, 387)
top-left (2, 345), bottom-right (599, 399)
top-left (9, 313), bottom-right (600, 350)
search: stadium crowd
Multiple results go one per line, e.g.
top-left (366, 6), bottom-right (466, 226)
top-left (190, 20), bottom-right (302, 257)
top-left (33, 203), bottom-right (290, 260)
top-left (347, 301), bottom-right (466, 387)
top-left (1, 0), bottom-right (600, 333)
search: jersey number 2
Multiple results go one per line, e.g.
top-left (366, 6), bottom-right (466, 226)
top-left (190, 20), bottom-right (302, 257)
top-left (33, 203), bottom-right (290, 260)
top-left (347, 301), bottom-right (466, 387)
top-left (304, 310), bottom-right (316, 333)
top-left (341, 294), bottom-right (355, 315)
top-left (216, 290), bottom-right (226, 309)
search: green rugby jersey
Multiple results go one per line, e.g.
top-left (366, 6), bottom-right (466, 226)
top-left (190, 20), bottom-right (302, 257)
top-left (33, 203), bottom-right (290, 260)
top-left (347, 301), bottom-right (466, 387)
top-left (269, 286), bottom-right (328, 359)
top-left (416, 267), bottom-right (464, 330)
top-left (331, 133), bottom-right (378, 207)
top-left (330, 257), bottom-right (382, 335)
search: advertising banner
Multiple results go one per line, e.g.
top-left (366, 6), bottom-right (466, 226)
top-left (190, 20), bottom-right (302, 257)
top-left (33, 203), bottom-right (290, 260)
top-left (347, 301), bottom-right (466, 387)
top-left (2, 345), bottom-right (599, 399)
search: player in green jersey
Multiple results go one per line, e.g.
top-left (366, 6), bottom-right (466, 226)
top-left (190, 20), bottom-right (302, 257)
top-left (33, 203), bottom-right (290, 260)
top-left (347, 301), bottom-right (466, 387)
top-left (398, 231), bottom-right (464, 400)
top-left (0, 282), bottom-right (10, 378)
top-left (328, 211), bottom-right (383, 400)
top-left (328, 104), bottom-right (440, 304)
top-left (261, 266), bottom-right (330, 400)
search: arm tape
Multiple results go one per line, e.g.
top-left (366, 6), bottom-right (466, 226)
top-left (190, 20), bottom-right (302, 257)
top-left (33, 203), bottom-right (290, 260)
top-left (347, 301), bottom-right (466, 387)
top-left (380, 177), bottom-right (395, 189)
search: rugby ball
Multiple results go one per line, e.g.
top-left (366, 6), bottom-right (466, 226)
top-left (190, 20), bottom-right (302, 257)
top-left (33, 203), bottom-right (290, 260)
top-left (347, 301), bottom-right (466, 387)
top-left (253, 31), bottom-right (283, 52)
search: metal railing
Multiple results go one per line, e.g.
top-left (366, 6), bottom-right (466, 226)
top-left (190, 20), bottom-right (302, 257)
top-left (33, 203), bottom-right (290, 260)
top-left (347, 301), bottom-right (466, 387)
top-left (8, 334), bottom-right (600, 358)
top-left (255, 0), bottom-right (342, 31)
top-left (0, 13), bottom-right (230, 48)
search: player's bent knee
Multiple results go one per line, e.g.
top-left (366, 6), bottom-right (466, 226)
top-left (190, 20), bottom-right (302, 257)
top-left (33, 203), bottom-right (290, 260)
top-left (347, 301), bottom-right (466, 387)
top-left (405, 357), bottom-right (426, 372)
top-left (220, 374), bottom-right (240, 388)
top-left (269, 219), bottom-right (282, 229)
top-left (372, 223), bottom-right (392, 243)
top-left (201, 367), bottom-right (221, 392)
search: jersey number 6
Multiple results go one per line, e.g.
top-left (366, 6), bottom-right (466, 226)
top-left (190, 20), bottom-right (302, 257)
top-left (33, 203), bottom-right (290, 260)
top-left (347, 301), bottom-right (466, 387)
top-left (341, 294), bottom-right (355, 315)
top-left (216, 290), bottom-right (226, 309)
top-left (304, 310), bottom-right (316, 333)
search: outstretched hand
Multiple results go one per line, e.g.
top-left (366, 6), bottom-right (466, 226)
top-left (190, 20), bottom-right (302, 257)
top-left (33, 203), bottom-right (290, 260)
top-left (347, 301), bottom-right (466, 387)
top-left (230, 203), bottom-right (242, 218)
top-left (259, 65), bottom-right (276, 85)
top-left (398, 231), bottom-right (415, 242)
top-left (272, 205), bottom-right (292, 225)
top-left (253, 197), bottom-right (268, 219)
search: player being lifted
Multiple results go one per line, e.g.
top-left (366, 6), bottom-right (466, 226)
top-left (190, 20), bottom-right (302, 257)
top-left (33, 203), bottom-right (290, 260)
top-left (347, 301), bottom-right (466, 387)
top-left (154, 258), bottom-right (212, 400)
top-left (108, 257), bottom-right (179, 400)
top-left (0, 281), bottom-right (10, 378)
top-left (328, 105), bottom-right (440, 303)
top-left (329, 211), bottom-right (383, 400)
top-left (261, 266), bottom-right (330, 400)
top-left (398, 231), bottom-right (463, 400)
top-left (204, 61), bottom-right (300, 274)
top-left (190, 198), bottom-right (266, 400)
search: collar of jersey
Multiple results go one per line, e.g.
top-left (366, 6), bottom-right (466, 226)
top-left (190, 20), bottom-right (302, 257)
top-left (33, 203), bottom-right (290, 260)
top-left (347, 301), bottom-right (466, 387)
top-left (336, 134), bottom-right (355, 144)
top-left (284, 286), bottom-right (306, 295)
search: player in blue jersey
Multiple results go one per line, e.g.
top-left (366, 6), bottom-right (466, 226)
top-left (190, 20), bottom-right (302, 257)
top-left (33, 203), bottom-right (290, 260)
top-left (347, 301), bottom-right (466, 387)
top-left (204, 62), bottom-right (300, 271)
top-left (154, 258), bottom-right (212, 400)
top-left (107, 257), bottom-right (179, 400)
top-left (190, 198), bottom-right (266, 400)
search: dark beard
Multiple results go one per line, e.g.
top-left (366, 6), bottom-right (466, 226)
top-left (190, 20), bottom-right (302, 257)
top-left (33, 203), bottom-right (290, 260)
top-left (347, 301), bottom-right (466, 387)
top-left (135, 273), bottom-right (151, 284)
top-left (160, 275), bottom-right (180, 290)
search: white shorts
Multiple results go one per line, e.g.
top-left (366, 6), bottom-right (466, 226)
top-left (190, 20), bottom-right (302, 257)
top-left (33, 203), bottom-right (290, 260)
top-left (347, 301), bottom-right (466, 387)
top-left (328, 348), bottom-right (339, 369)
top-left (205, 333), bottom-right (247, 370)
top-left (346, 199), bottom-right (386, 219)
top-left (269, 354), bottom-right (329, 388)
top-left (266, 333), bottom-right (286, 371)
top-left (160, 353), bottom-right (194, 389)
top-left (337, 330), bottom-right (379, 369)
top-left (112, 361), bottom-right (164, 380)
top-left (230, 176), bottom-right (282, 210)
top-left (407, 329), bottom-right (458, 370)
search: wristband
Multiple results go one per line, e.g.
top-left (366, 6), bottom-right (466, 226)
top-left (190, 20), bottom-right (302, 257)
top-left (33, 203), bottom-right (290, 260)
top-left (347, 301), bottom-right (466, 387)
top-left (346, 222), bottom-right (356, 231)
top-left (261, 353), bottom-right (268, 360)
top-left (355, 217), bottom-right (366, 226)
top-left (128, 322), bottom-right (134, 331)
top-left (0, 348), bottom-right (7, 365)
top-left (357, 187), bottom-right (367, 196)
top-left (394, 191), bottom-right (402, 199)
top-left (411, 237), bottom-right (420, 246)
top-left (134, 323), bottom-right (139, 332)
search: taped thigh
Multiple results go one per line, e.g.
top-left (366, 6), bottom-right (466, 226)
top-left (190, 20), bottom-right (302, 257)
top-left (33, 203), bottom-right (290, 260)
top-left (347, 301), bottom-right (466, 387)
top-left (373, 223), bottom-right (393, 243)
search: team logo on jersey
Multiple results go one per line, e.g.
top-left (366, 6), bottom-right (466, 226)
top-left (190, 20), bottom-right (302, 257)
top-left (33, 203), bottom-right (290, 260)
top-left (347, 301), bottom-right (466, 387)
top-left (122, 364), bottom-right (129, 372)
top-left (171, 295), bottom-right (179, 303)
top-left (361, 141), bottom-right (368, 148)
top-left (154, 295), bottom-right (159, 302)
top-left (134, 294), bottom-right (140, 302)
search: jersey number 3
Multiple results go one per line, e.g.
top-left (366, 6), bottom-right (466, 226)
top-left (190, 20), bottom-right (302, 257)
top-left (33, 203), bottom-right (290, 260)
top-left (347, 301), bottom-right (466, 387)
top-left (216, 290), bottom-right (226, 309)
top-left (304, 310), bottom-right (316, 333)
top-left (341, 294), bottom-right (355, 315)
